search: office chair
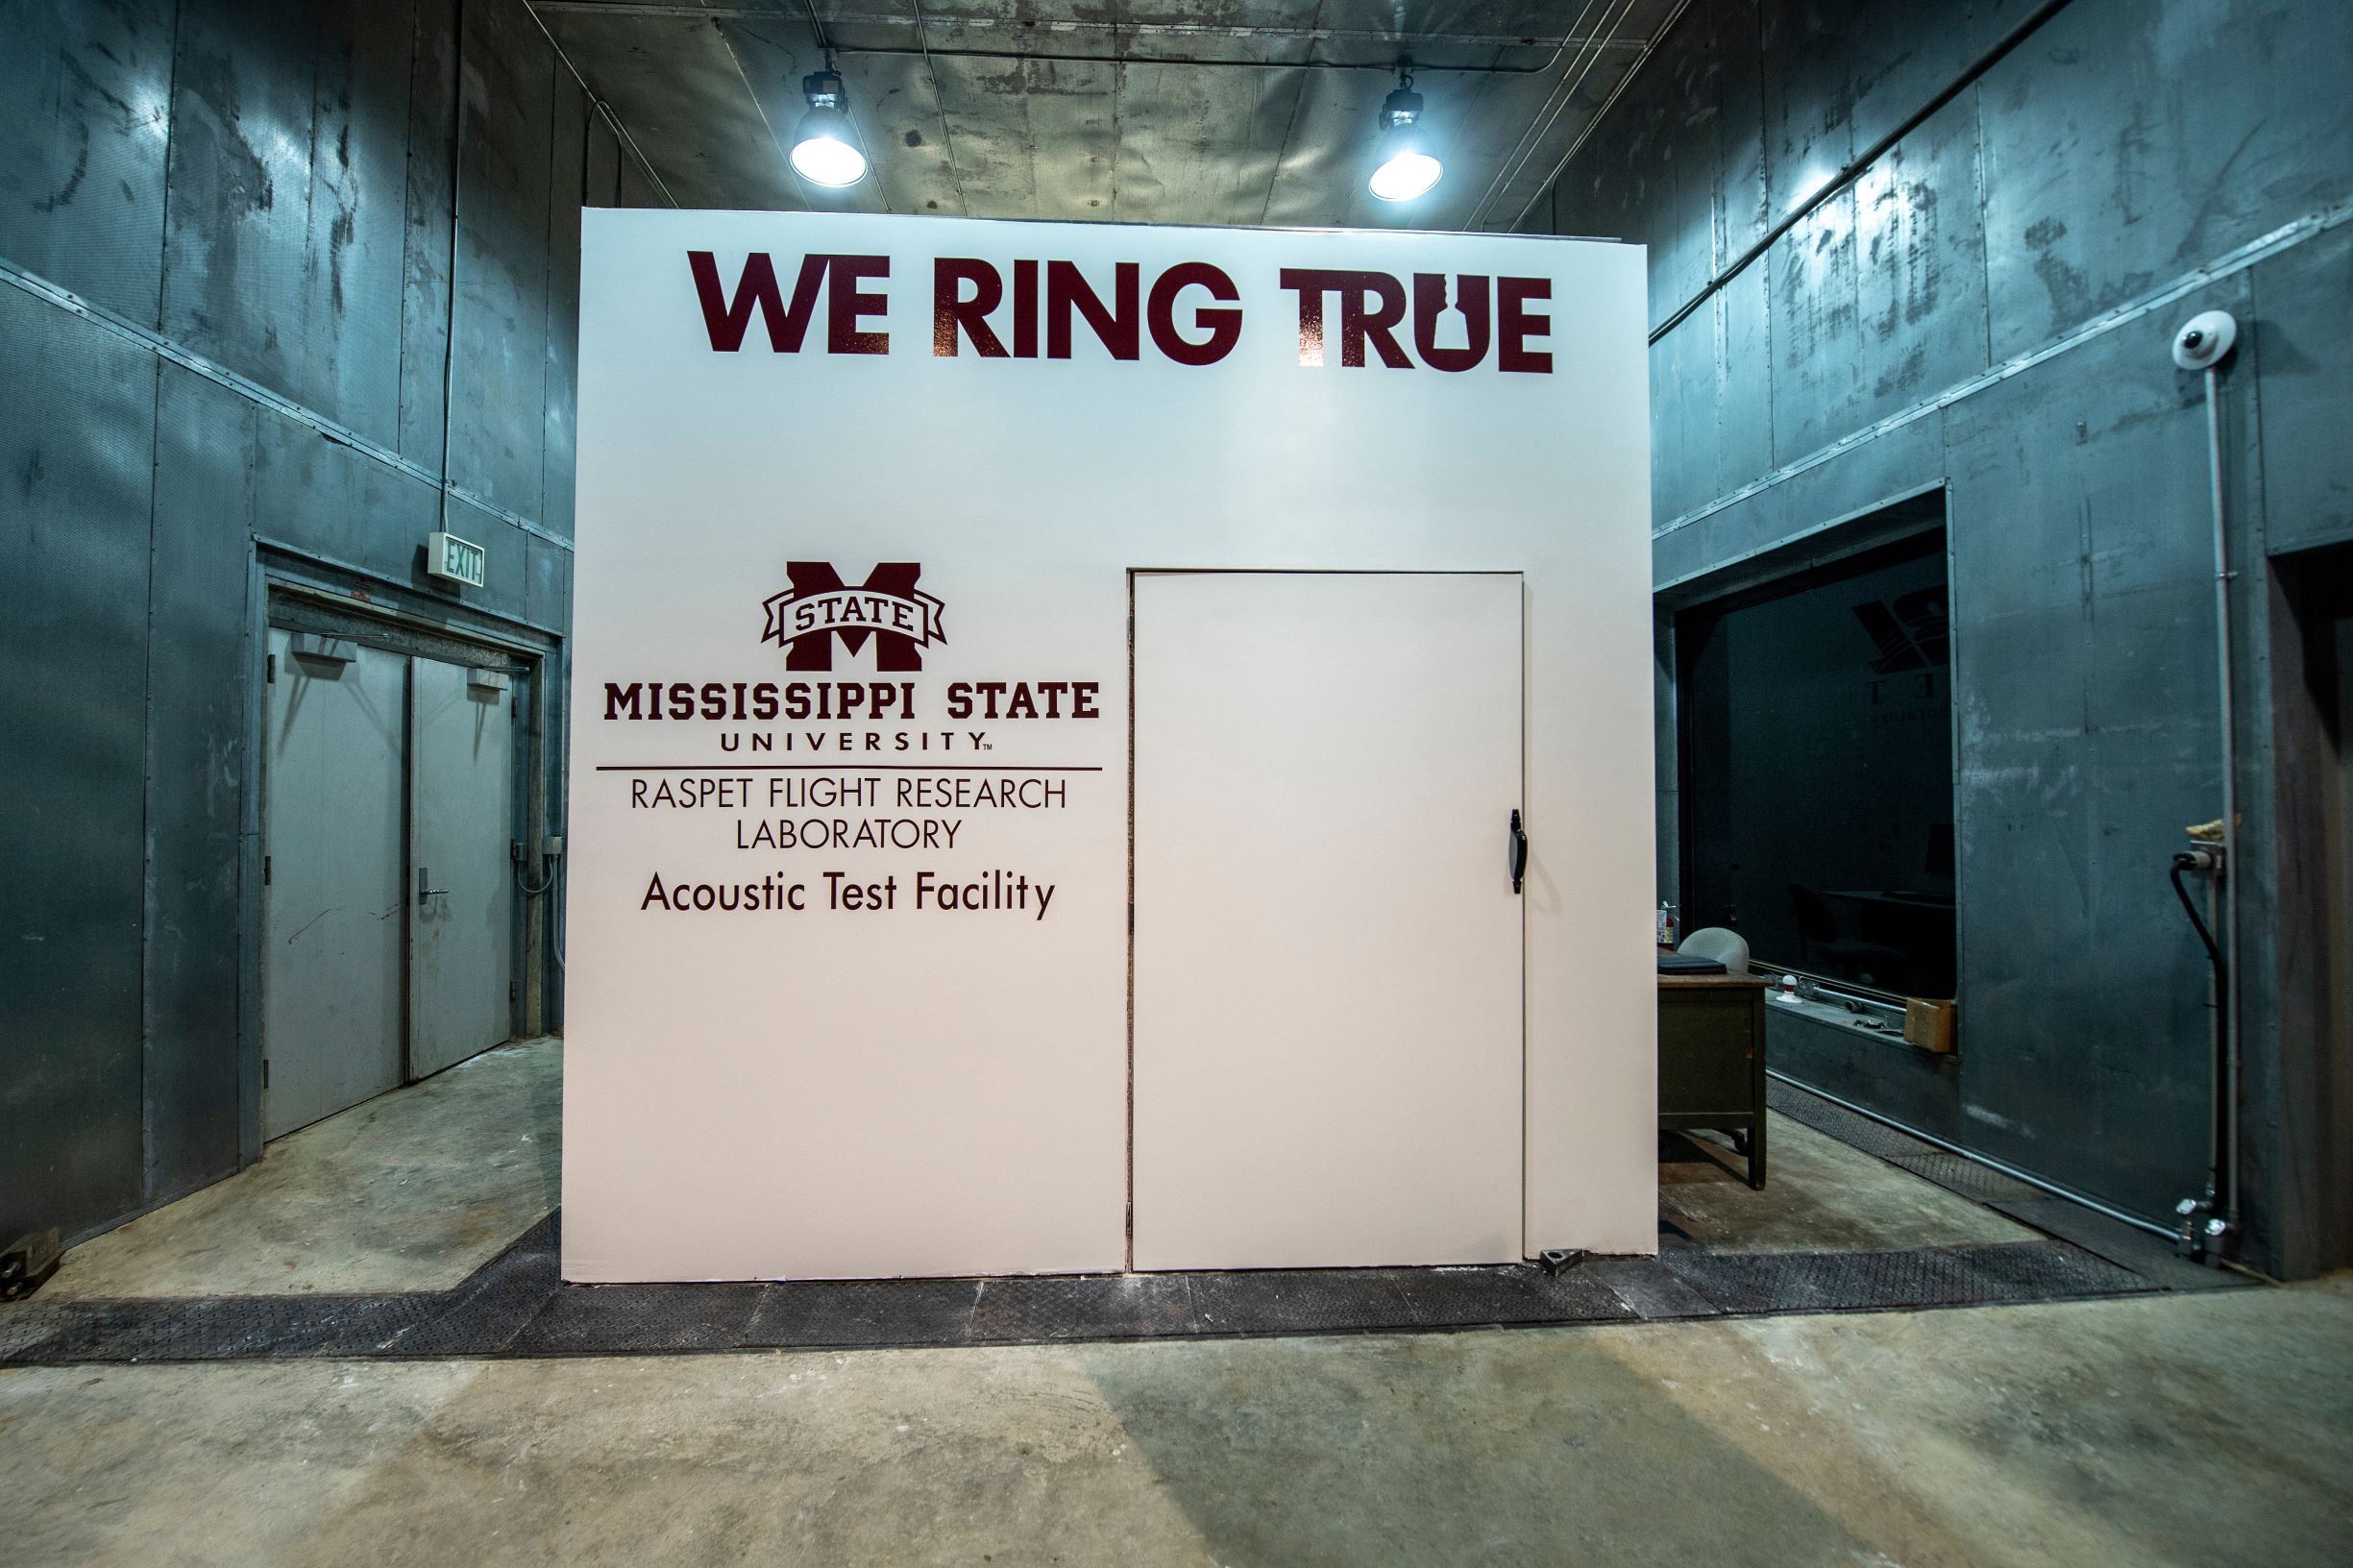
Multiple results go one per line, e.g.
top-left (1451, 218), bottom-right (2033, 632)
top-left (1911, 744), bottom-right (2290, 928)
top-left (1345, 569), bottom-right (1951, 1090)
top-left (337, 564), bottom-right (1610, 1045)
top-left (1678, 926), bottom-right (1751, 975)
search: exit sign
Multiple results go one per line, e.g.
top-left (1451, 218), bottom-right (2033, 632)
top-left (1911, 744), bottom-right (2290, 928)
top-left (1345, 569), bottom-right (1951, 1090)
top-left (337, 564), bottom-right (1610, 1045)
top-left (427, 530), bottom-right (486, 587)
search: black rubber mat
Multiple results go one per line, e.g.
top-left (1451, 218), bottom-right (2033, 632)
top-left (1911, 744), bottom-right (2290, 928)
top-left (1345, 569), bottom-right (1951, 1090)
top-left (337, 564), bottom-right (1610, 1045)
top-left (1992, 1197), bottom-right (2253, 1292)
top-left (0, 1236), bottom-right (2161, 1364)
top-left (1663, 1239), bottom-right (2147, 1314)
top-left (742, 1277), bottom-right (983, 1349)
top-left (0, 1090), bottom-right (2208, 1364)
top-left (1885, 1153), bottom-right (2048, 1206)
top-left (970, 1272), bottom-right (1199, 1342)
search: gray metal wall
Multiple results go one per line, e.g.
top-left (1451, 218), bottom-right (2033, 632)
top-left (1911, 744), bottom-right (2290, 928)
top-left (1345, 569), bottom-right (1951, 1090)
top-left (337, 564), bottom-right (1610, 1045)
top-left (1532, 0), bottom-right (2353, 1273)
top-left (1, 0), bottom-right (650, 1248)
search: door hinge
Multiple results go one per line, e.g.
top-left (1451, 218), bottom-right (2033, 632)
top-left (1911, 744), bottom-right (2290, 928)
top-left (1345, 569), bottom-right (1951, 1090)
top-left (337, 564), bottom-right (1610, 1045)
top-left (262, 854), bottom-right (271, 886)
top-left (266, 653), bottom-right (276, 684)
top-left (261, 1059), bottom-right (270, 1089)
top-left (509, 980), bottom-right (518, 1002)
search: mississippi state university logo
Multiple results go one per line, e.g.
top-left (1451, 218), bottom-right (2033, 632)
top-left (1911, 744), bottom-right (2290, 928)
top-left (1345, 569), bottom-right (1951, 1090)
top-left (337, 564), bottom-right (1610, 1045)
top-left (761, 562), bottom-right (946, 671)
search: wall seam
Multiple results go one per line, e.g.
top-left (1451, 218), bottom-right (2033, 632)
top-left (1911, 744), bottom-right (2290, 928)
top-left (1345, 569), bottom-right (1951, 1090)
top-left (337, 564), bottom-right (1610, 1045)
top-left (0, 254), bottom-right (574, 551)
top-left (136, 0), bottom-right (187, 1204)
top-left (1654, 194), bottom-right (2353, 541)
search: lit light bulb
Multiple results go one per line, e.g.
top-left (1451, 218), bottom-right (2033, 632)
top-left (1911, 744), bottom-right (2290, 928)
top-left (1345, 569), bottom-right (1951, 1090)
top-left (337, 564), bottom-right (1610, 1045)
top-left (1369, 145), bottom-right (1442, 202)
top-left (791, 69), bottom-right (868, 189)
top-left (791, 112), bottom-right (868, 187)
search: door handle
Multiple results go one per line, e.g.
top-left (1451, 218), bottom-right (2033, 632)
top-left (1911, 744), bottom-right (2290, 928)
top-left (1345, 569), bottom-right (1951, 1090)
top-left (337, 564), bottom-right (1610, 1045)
top-left (416, 866), bottom-right (450, 903)
top-left (1508, 810), bottom-right (1528, 894)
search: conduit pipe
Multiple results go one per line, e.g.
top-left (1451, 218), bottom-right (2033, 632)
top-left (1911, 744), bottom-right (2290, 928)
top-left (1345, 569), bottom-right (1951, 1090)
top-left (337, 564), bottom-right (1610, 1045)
top-left (2172, 308), bottom-right (2243, 1261)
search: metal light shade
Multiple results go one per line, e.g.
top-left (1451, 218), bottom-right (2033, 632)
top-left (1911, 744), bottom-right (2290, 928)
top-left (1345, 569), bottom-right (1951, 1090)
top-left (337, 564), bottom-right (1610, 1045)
top-left (1368, 84), bottom-right (1441, 202)
top-left (791, 104), bottom-right (868, 187)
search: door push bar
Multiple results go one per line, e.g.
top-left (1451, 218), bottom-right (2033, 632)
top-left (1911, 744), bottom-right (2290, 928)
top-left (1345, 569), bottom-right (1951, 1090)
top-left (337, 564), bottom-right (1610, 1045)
top-left (1508, 810), bottom-right (1528, 894)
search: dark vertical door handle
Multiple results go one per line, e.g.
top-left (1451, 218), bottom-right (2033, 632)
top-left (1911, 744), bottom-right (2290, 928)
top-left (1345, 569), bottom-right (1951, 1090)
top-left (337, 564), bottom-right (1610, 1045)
top-left (1508, 810), bottom-right (1528, 894)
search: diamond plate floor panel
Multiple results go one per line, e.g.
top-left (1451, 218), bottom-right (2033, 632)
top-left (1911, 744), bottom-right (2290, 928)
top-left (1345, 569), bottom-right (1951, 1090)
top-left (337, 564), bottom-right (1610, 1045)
top-left (969, 1273), bottom-right (1198, 1343)
top-left (507, 1284), bottom-right (766, 1356)
top-left (1663, 1240), bottom-right (2151, 1315)
top-left (744, 1278), bottom-right (984, 1349)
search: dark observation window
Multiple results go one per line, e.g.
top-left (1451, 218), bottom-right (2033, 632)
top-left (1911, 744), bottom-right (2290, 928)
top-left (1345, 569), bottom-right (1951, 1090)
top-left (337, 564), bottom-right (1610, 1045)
top-left (1678, 527), bottom-right (1955, 1000)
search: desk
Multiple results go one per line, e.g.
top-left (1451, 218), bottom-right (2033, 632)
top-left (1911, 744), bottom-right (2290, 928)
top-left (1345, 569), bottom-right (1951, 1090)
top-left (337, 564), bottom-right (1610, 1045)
top-left (1659, 972), bottom-right (1770, 1188)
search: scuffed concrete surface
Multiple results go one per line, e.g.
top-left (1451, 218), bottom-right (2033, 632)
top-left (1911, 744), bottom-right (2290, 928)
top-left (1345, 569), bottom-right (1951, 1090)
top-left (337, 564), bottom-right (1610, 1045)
top-left (2, 1278), bottom-right (2348, 1567)
top-left (1661, 1114), bottom-right (2038, 1254)
top-left (42, 1039), bottom-right (561, 1300)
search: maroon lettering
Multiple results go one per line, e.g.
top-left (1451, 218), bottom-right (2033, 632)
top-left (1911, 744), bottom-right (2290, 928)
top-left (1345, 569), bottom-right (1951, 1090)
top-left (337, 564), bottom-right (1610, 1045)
top-left (1046, 260), bottom-right (1140, 360)
top-left (687, 251), bottom-right (828, 353)
top-left (1412, 273), bottom-right (1490, 373)
top-left (1013, 258), bottom-right (1040, 357)
top-left (1498, 277), bottom-right (1553, 374)
top-left (826, 255), bottom-right (891, 355)
top-left (1339, 272), bottom-right (1410, 368)
top-left (1278, 267), bottom-right (1335, 365)
top-left (1146, 262), bottom-right (1243, 366)
top-left (1279, 269), bottom-right (1409, 367)
top-left (933, 257), bottom-right (1008, 357)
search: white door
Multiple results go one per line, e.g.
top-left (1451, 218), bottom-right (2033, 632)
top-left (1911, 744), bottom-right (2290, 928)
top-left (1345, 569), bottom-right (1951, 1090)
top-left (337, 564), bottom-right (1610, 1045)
top-left (408, 656), bottom-right (519, 1078)
top-left (1132, 572), bottom-right (1526, 1270)
top-left (262, 631), bottom-right (406, 1139)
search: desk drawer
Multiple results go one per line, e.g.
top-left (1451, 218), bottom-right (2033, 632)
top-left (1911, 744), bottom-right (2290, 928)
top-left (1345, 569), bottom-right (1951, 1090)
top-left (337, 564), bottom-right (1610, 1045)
top-left (1658, 992), bottom-right (1758, 1116)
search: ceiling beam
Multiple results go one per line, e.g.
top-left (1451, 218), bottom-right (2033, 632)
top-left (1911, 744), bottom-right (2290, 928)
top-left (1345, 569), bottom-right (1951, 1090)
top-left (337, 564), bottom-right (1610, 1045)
top-left (527, 5), bottom-right (1654, 57)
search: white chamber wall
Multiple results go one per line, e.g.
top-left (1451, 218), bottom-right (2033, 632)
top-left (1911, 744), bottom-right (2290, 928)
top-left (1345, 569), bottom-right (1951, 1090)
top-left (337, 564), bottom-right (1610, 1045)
top-left (564, 211), bottom-right (1655, 1282)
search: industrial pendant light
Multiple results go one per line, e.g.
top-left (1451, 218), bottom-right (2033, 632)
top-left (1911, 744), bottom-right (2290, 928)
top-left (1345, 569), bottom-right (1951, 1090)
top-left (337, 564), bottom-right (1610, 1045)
top-left (791, 60), bottom-right (869, 188)
top-left (1368, 64), bottom-right (1441, 203)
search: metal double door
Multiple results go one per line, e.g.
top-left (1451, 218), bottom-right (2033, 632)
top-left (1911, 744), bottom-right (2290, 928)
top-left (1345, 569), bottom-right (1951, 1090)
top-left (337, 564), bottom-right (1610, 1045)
top-left (261, 630), bottom-right (519, 1139)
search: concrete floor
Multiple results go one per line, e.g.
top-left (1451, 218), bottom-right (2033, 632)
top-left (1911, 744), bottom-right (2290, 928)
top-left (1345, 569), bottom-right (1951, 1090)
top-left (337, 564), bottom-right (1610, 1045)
top-left (1659, 1119), bottom-right (2038, 1253)
top-left (43, 1038), bottom-right (560, 1300)
top-left (12, 1047), bottom-right (2349, 1564)
top-left (0, 1279), bottom-right (2345, 1565)
top-left (39, 1036), bottom-right (2014, 1304)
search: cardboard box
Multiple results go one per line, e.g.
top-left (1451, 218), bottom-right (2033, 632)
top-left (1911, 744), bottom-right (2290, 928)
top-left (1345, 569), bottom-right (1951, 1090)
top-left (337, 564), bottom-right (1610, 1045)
top-left (1904, 998), bottom-right (1957, 1054)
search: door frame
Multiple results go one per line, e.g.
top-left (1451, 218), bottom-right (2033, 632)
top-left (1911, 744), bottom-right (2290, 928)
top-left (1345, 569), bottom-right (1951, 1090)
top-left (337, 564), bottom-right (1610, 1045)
top-left (241, 553), bottom-right (558, 1164)
top-left (1124, 568), bottom-right (1532, 1269)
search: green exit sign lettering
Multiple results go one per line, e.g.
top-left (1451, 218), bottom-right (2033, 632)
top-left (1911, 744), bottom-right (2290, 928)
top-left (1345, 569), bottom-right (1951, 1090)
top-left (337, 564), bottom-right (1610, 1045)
top-left (427, 530), bottom-right (486, 588)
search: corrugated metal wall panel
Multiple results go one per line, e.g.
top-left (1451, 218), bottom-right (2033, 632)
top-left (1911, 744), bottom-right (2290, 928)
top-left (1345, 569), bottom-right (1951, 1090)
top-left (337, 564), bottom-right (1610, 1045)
top-left (1940, 298), bottom-right (2232, 1211)
top-left (2252, 225), bottom-right (2353, 557)
top-left (399, 0), bottom-right (460, 471)
top-left (2, 0), bottom-right (591, 1244)
top-left (1977, 0), bottom-right (2353, 360)
top-left (1755, 0), bottom-right (1853, 228)
top-left (142, 364), bottom-right (259, 1204)
top-left (1563, 0), bottom-right (2353, 1256)
top-left (1850, 92), bottom-right (1989, 425)
top-left (0, 287), bottom-right (157, 1246)
top-left (306, 0), bottom-right (424, 452)
top-left (0, 0), bottom-right (176, 326)
top-left (159, 2), bottom-right (335, 408)
top-left (160, 0), bottom-right (419, 449)
top-left (448, 0), bottom-right (556, 523)
top-left (542, 67), bottom-right (585, 547)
